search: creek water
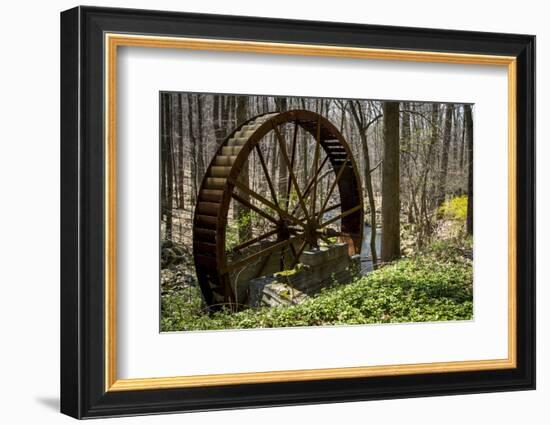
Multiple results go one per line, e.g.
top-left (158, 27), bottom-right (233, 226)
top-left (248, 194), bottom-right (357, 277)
top-left (360, 225), bottom-right (382, 274)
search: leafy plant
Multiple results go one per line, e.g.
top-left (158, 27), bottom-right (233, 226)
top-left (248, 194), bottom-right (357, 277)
top-left (161, 238), bottom-right (473, 332)
top-left (438, 195), bottom-right (468, 221)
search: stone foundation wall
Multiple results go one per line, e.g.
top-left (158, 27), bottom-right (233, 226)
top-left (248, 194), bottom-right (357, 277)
top-left (248, 243), bottom-right (360, 308)
top-left (227, 239), bottom-right (302, 304)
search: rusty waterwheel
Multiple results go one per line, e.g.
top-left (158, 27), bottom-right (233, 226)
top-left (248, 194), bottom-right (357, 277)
top-left (193, 110), bottom-right (363, 310)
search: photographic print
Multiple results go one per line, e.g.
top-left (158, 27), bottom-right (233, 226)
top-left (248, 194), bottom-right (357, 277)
top-left (160, 93), bottom-right (474, 332)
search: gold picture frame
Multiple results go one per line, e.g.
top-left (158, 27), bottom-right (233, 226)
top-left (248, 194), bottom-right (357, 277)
top-left (104, 34), bottom-right (517, 392)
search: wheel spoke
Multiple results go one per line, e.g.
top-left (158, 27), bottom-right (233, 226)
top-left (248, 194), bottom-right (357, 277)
top-left (231, 228), bottom-right (279, 252)
top-left (232, 192), bottom-right (279, 225)
top-left (317, 228), bottom-right (350, 238)
top-left (290, 156), bottom-right (329, 217)
top-left (224, 236), bottom-right (299, 273)
top-left (255, 145), bottom-right (279, 207)
top-left (229, 177), bottom-right (304, 227)
top-left (317, 156), bottom-right (350, 220)
top-left (310, 118), bottom-right (322, 216)
top-left (285, 121), bottom-right (299, 211)
top-left (319, 204), bottom-right (362, 228)
top-left (322, 203), bottom-right (341, 214)
top-left (290, 240), bottom-right (308, 268)
top-left (272, 123), bottom-right (311, 223)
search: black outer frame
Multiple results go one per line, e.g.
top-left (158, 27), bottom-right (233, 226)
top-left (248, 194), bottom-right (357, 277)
top-left (60, 5), bottom-right (536, 419)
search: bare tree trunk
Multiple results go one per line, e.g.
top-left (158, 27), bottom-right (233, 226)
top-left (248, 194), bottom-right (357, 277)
top-left (436, 104), bottom-right (453, 207)
top-left (465, 104), bottom-right (474, 235)
top-left (275, 97), bottom-right (288, 201)
top-left (162, 94), bottom-right (174, 240)
top-left (400, 102), bottom-right (414, 223)
top-left (418, 103), bottom-right (439, 246)
top-left (380, 101), bottom-right (400, 263)
top-left (269, 134), bottom-right (278, 197)
top-left (300, 98), bottom-right (308, 186)
top-left (235, 95), bottom-right (252, 242)
top-left (186, 95), bottom-right (198, 203)
top-left (169, 97), bottom-right (179, 213)
top-left (212, 95), bottom-right (224, 148)
top-left (160, 94), bottom-right (167, 221)
top-left (175, 93), bottom-right (184, 209)
top-left (229, 96), bottom-right (236, 128)
top-left (459, 105), bottom-right (466, 178)
top-left (349, 100), bottom-right (379, 268)
top-left (196, 95), bottom-right (205, 184)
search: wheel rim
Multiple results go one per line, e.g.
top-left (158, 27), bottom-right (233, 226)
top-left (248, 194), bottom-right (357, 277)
top-left (193, 109), bottom-right (364, 310)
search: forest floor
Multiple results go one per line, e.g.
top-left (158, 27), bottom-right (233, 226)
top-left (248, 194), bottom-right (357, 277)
top-left (160, 219), bottom-right (473, 332)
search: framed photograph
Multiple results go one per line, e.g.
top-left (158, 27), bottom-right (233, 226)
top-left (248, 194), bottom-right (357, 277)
top-left (60, 6), bottom-right (535, 419)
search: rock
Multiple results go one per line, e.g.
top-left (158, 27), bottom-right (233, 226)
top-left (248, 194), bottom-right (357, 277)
top-left (161, 248), bottom-right (176, 267)
top-left (249, 277), bottom-right (308, 308)
top-left (162, 239), bottom-right (174, 249)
